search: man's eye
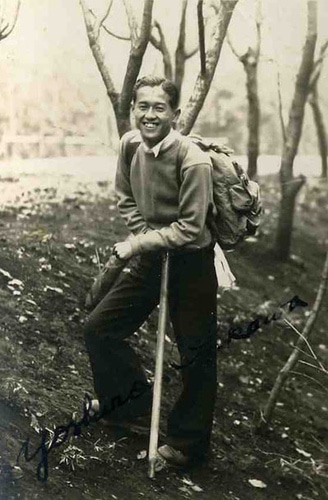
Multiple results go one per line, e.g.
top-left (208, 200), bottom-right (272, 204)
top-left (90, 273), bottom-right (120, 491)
top-left (139, 105), bottom-right (147, 111)
top-left (155, 107), bottom-right (165, 112)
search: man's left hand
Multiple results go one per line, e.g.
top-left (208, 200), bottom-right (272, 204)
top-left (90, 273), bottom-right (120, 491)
top-left (113, 241), bottom-right (133, 260)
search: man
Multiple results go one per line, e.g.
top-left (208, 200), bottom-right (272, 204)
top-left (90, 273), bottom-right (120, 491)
top-left (84, 76), bottom-right (218, 467)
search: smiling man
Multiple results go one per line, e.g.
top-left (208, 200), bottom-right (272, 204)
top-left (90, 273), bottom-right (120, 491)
top-left (84, 76), bottom-right (218, 467)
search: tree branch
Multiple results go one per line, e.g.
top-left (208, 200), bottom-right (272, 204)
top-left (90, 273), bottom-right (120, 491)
top-left (254, 0), bottom-right (262, 59)
top-left (175, 0), bottom-right (188, 91)
top-left (0, 0), bottom-right (21, 41)
top-left (226, 30), bottom-right (243, 60)
top-left (150, 20), bottom-right (173, 80)
top-left (89, 7), bottom-right (131, 41)
top-left (309, 39), bottom-right (328, 90)
top-left (119, 0), bottom-right (154, 123)
top-left (93, 0), bottom-right (114, 41)
top-left (122, 0), bottom-right (138, 44)
top-left (178, 0), bottom-right (239, 134)
top-left (79, 0), bottom-right (119, 111)
top-left (276, 64), bottom-right (287, 143)
top-left (197, 0), bottom-right (206, 76)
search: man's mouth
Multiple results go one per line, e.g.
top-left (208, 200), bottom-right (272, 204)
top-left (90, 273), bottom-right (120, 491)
top-left (142, 122), bottom-right (158, 130)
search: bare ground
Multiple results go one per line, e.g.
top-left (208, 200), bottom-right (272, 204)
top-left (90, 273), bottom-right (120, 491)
top-left (0, 162), bottom-right (327, 500)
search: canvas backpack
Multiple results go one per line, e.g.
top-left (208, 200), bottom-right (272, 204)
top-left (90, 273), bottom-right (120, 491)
top-left (177, 135), bottom-right (262, 250)
top-left (125, 133), bottom-right (262, 251)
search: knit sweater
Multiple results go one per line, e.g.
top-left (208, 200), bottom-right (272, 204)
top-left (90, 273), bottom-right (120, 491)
top-left (115, 129), bottom-right (213, 254)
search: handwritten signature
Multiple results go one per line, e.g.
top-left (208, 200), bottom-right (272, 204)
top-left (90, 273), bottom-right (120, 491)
top-left (16, 380), bottom-right (150, 482)
top-left (171, 295), bottom-right (308, 370)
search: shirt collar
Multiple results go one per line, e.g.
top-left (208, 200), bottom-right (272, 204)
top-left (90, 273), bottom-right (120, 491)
top-left (130, 128), bottom-right (179, 158)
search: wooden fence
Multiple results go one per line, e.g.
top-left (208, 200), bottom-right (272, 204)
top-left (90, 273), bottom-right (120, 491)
top-left (0, 134), bottom-right (111, 158)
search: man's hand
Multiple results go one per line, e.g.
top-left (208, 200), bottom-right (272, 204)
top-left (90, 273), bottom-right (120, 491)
top-left (113, 241), bottom-right (134, 260)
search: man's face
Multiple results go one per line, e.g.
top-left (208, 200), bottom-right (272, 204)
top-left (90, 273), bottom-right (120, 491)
top-left (132, 86), bottom-right (180, 148)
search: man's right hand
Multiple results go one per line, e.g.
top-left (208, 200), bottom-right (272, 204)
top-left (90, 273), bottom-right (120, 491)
top-left (112, 241), bottom-right (133, 260)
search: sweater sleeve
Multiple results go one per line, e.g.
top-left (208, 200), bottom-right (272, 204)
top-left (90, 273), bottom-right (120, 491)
top-left (128, 143), bottom-right (212, 254)
top-left (115, 133), bottom-right (151, 236)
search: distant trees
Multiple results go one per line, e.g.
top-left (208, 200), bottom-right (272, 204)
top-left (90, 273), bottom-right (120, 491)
top-left (80, 0), bottom-right (240, 138)
top-left (227, 0), bottom-right (261, 179)
top-left (274, 0), bottom-right (318, 261)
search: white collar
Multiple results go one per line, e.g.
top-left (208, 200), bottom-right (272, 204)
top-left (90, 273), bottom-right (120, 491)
top-left (130, 129), bottom-right (179, 158)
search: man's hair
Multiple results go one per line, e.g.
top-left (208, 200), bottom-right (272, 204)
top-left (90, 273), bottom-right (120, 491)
top-left (132, 76), bottom-right (180, 110)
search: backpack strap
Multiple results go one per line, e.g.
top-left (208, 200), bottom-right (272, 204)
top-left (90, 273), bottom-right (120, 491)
top-left (176, 136), bottom-right (191, 188)
top-left (124, 140), bottom-right (141, 175)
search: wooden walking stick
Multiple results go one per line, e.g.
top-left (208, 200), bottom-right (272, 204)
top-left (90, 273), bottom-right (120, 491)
top-left (148, 251), bottom-right (170, 479)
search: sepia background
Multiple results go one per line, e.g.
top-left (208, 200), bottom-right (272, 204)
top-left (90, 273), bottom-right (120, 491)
top-left (0, 1), bottom-right (327, 499)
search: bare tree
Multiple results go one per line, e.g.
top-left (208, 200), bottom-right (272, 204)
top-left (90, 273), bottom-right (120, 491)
top-left (274, 0), bottom-right (318, 261)
top-left (81, 0), bottom-right (239, 138)
top-left (227, 0), bottom-right (261, 179)
top-left (0, 0), bottom-right (20, 41)
top-left (80, 0), bottom-right (154, 137)
top-left (174, 0), bottom-right (199, 95)
top-left (308, 40), bottom-right (328, 180)
top-left (178, 0), bottom-right (239, 134)
top-left (150, 20), bottom-right (173, 81)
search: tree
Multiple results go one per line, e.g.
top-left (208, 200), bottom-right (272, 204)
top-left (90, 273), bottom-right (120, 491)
top-left (274, 0), bottom-right (318, 261)
top-left (227, 0), bottom-right (261, 179)
top-left (80, 0), bottom-right (154, 138)
top-left (308, 40), bottom-right (328, 180)
top-left (80, 0), bottom-right (239, 138)
top-left (0, 0), bottom-right (20, 41)
top-left (149, 0), bottom-right (200, 93)
top-left (178, 0), bottom-right (239, 134)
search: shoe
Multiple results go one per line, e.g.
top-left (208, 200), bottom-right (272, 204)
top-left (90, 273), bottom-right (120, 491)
top-left (158, 444), bottom-right (191, 467)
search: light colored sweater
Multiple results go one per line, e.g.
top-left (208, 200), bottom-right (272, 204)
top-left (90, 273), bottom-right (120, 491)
top-left (115, 129), bottom-right (213, 255)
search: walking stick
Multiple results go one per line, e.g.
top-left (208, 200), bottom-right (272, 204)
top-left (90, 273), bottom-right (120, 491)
top-left (148, 251), bottom-right (170, 479)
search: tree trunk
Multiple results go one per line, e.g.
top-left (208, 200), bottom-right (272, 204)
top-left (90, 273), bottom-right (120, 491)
top-left (80, 0), bottom-right (154, 138)
top-left (275, 172), bottom-right (306, 260)
top-left (274, 0), bottom-right (317, 261)
top-left (118, 0), bottom-right (154, 137)
top-left (174, 0), bottom-right (188, 96)
top-left (178, 0), bottom-right (239, 135)
top-left (243, 53), bottom-right (260, 179)
top-left (309, 86), bottom-right (328, 179)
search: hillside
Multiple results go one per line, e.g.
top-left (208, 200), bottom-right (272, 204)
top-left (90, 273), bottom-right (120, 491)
top-left (0, 162), bottom-right (327, 500)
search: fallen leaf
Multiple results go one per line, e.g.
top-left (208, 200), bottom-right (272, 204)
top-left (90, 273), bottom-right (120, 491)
top-left (248, 479), bottom-right (267, 489)
top-left (137, 450), bottom-right (147, 460)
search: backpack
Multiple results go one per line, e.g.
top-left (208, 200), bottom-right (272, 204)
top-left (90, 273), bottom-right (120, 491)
top-left (177, 135), bottom-right (262, 250)
top-left (125, 133), bottom-right (262, 250)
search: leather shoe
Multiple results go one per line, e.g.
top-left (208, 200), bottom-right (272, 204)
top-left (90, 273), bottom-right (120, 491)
top-left (158, 444), bottom-right (191, 467)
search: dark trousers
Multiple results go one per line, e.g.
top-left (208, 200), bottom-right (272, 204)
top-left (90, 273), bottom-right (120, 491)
top-left (84, 245), bottom-right (218, 455)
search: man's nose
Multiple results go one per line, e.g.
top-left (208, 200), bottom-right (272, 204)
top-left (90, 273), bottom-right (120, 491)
top-left (144, 107), bottom-right (156, 119)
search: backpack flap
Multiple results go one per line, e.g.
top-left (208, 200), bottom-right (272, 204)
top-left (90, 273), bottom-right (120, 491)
top-left (229, 180), bottom-right (260, 214)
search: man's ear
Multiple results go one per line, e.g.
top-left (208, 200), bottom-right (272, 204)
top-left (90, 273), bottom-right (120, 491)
top-left (173, 108), bottom-right (181, 123)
